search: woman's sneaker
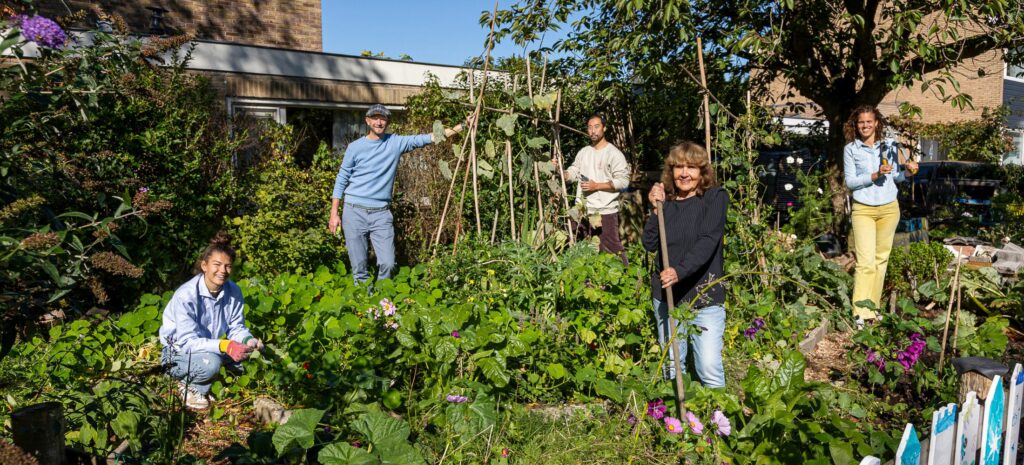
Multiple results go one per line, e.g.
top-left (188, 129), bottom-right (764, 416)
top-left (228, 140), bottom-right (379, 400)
top-left (178, 381), bottom-right (210, 410)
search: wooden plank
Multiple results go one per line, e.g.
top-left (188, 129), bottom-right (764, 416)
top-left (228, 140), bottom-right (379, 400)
top-left (929, 403), bottom-right (957, 465)
top-left (898, 423), bottom-right (923, 465)
top-left (955, 391), bottom-right (982, 465)
top-left (981, 376), bottom-right (1005, 465)
top-left (1002, 364), bottom-right (1023, 465)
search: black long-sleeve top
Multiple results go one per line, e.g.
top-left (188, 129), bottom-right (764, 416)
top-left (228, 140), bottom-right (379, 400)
top-left (642, 186), bottom-right (728, 308)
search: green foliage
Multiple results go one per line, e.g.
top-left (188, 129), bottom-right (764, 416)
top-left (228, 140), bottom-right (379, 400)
top-left (0, 15), bottom-right (240, 340)
top-left (230, 133), bottom-right (345, 276)
top-left (887, 241), bottom-right (950, 295)
top-left (892, 107), bottom-right (1014, 163)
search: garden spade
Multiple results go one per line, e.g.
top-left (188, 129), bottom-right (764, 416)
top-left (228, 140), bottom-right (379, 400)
top-left (656, 200), bottom-right (687, 420)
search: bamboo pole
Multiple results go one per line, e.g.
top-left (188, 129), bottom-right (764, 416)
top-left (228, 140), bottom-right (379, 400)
top-left (539, 53), bottom-right (548, 96)
top-left (697, 37), bottom-right (712, 160)
top-left (452, 102), bottom-right (588, 137)
top-left (525, 52), bottom-right (535, 101)
top-left (470, 122), bottom-right (482, 235)
top-left (431, 137), bottom-right (472, 251)
top-left (533, 160), bottom-right (546, 245)
top-left (952, 272), bottom-right (964, 351)
top-left (656, 201), bottom-right (687, 420)
top-left (553, 89), bottom-right (575, 245)
top-left (506, 141), bottom-right (517, 241)
top-left (431, 0), bottom-right (498, 250)
top-left (491, 157), bottom-right (503, 244)
top-left (938, 258), bottom-right (963, 368)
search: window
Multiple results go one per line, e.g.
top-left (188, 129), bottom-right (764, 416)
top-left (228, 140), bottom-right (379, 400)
top-left (1005, 130), bottom-right (1024, 165)
top-left (918, 137), bottom-right (944, 162)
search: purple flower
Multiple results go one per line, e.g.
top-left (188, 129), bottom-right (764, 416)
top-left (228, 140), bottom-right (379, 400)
top-left (753, 318), bottom-right (765, 329)
top-left (743, 327), bottom-right (758, 340)
top-left (664, 416), bottom-right (683, 434)
top-left (446, 394), bottom-right (468, 403)
top-left (710, 410), bottom-right (731, 436)
top-left (351, 440), bottom-right (362, 448)
top-left (138, 186), bottom-right (149, 193)
top-left (647, 399), bottom-right (666, 420)
top-left (865, 349), bottom-right (885, 370)
top-left (451, 330), bottom-right (460, 338)
top-left (626, 413), bottom-right (637, 425)
top-left (685, 411), bottom-right (704, 434)
top-left (14, 15), bottom-right (66, 48)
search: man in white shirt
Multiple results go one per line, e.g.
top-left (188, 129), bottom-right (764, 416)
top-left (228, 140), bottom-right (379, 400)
top-left (562, 113), bottom-right (631, 265)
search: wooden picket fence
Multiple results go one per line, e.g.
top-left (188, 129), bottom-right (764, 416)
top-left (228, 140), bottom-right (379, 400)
top-left (859, 363), bottom-right (1024, 465)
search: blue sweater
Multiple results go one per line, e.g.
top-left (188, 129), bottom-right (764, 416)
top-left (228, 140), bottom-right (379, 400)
top-left (332, 133), bottom-right (433, 208)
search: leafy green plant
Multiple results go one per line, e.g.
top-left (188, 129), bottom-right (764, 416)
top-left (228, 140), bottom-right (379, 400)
top-left (887, 241), bottom-right (949, 296)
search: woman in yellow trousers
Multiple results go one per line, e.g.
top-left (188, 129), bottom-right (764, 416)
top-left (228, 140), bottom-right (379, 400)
top-left (842, 106), bottom-right (918, 325)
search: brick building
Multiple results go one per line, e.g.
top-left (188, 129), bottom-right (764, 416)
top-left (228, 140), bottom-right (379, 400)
top-left (766, 49), bottom-right (1024, 165)
top-left (35, 0), bottom-right (474, 150)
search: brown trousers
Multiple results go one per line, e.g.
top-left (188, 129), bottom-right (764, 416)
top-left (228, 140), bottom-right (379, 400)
top-left (575, 212), bottom-right (628, 266)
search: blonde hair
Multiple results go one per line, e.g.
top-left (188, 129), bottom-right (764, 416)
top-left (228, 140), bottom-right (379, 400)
top-left (661, 142), bottom-right (717, 198)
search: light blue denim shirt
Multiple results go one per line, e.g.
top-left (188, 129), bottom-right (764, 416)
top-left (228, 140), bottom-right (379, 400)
top-left (158, 273), bottom-right (252, 354)
top-left (843, 137), bottom-right (907, 206)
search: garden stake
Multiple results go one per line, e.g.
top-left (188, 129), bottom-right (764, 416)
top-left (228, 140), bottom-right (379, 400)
top-left (532, 160), bottom-right (546, 244)
top-left (697, 36), bottom-right (712, 160)
top-left (656, 200), bottom-right (687, 420)
top-left (952, 269), bottom-right (963, 351)
top-left (506, 141), bottom-right (517, 240)
top-left (552, 88), bottom-right (575, 245)
top-left (938, 257), bottom-right (963, 368)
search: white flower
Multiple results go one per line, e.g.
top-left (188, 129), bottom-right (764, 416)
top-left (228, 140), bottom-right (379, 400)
top-left (797, 157), bottom-right (804, 164)
top-left (784, 183), bottom-right (793, 191)
top-left (817, 188), bottom-right (824, 194)
top-left (786, 156), bottom-right (795, 164)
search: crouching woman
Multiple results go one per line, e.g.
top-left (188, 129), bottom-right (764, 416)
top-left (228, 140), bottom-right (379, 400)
top-left (158, 231), bottom-right (263, 410)
top-left (642, 142), bottom-right (728, 388)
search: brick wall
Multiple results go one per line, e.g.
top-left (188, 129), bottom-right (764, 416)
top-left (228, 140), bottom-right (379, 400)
top-left (880, 50), bottom-right (1005, 124)
top-left (35, 0), bottom-right (322, 52)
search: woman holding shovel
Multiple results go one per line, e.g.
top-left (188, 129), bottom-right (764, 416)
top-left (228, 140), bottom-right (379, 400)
top-left (642, 141), bottom-right (728, 388)
top-left (158, 231), bottom-right (264, 410)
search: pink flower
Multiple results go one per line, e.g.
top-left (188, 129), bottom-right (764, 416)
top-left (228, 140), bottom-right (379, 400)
top-left (627, 413), bottom-right (637, 425)
top-left (445, 394), bottom-right (468, 403)
top-left (685, 411), bottom-right (704, 434)
top-left (647, 399), bottom-right (666, 420)
top-left (710, 410), bottom-right (731, 436)
top-left (380, 298), bottom-right (396, 316)
top-left (451, 330), bottom-right (460, 338)
top-left (664, 416), bottom-right (683, 434)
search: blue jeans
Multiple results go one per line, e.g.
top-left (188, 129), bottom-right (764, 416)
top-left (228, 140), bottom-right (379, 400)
top-left (652, 299), bottom-right (726, 388)
top-left (161, 347), bottom-right (242, 395)
top-left (342, 203), bottom-right (396, 284)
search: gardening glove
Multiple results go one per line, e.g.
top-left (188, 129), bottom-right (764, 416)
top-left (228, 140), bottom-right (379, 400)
top-left (245, 337), bottom-right (264, 351)
top-left (221, 340), bottom-right (251, 362)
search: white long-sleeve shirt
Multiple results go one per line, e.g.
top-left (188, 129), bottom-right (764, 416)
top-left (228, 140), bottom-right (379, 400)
top-left (565, 143), bottom-right (630, 215)
top-left (159, 273), bottom-right (253, 354)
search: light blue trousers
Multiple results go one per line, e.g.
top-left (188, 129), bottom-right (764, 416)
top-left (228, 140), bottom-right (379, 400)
top-left (342, 203), bottom-right (397, 284)
top-left (652, 299), bottom-right (726, 388)
top-left (161, 346), bottom-right (243, 395)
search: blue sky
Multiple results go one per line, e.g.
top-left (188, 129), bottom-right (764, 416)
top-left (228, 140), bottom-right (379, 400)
top-left (320, 1), bottom-right (569, 66)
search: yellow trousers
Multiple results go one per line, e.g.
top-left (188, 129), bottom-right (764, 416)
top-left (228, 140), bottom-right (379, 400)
top-left (850, 201), bottom-right (900, 320)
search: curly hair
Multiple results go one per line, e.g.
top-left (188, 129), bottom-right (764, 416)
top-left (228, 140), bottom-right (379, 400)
top-left (661, 142), bottom-right (717, 198)
top-left (844, 105), bottom-right (886, 143)
top-left (192, 230), bottom-right (235, 274)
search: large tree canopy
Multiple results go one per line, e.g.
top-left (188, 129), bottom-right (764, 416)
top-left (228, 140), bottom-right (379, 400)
top-left (491, 0), bottom-right (1024, 188)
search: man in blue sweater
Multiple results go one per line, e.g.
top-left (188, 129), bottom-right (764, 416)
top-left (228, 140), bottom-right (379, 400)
top-left (329, 104), bottom-right (465, 284)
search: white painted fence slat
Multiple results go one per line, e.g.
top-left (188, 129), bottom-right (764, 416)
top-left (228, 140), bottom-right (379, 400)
top-left (955, 391), bottom-right (982, 465)
top-left (981, 376), bottom-right (1005, 465)
top-left (1002, 364), bottom-right (1023, 465)
top-left (929, 403), bottom-right (958, 465)
top-left (898, 423), bottom-right (923, 465)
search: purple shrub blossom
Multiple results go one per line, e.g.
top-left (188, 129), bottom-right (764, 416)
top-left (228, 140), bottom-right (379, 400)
top-left (646, 399), bottom-right (666, 420)
top-left (626, 413), bottom-right (637, 425)
top-left (451, 330), bottom-right (460, 338)
top-left (14, 15), bottom-right (66, 48)
top-left (445, 394), bottom-right (468, 403)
